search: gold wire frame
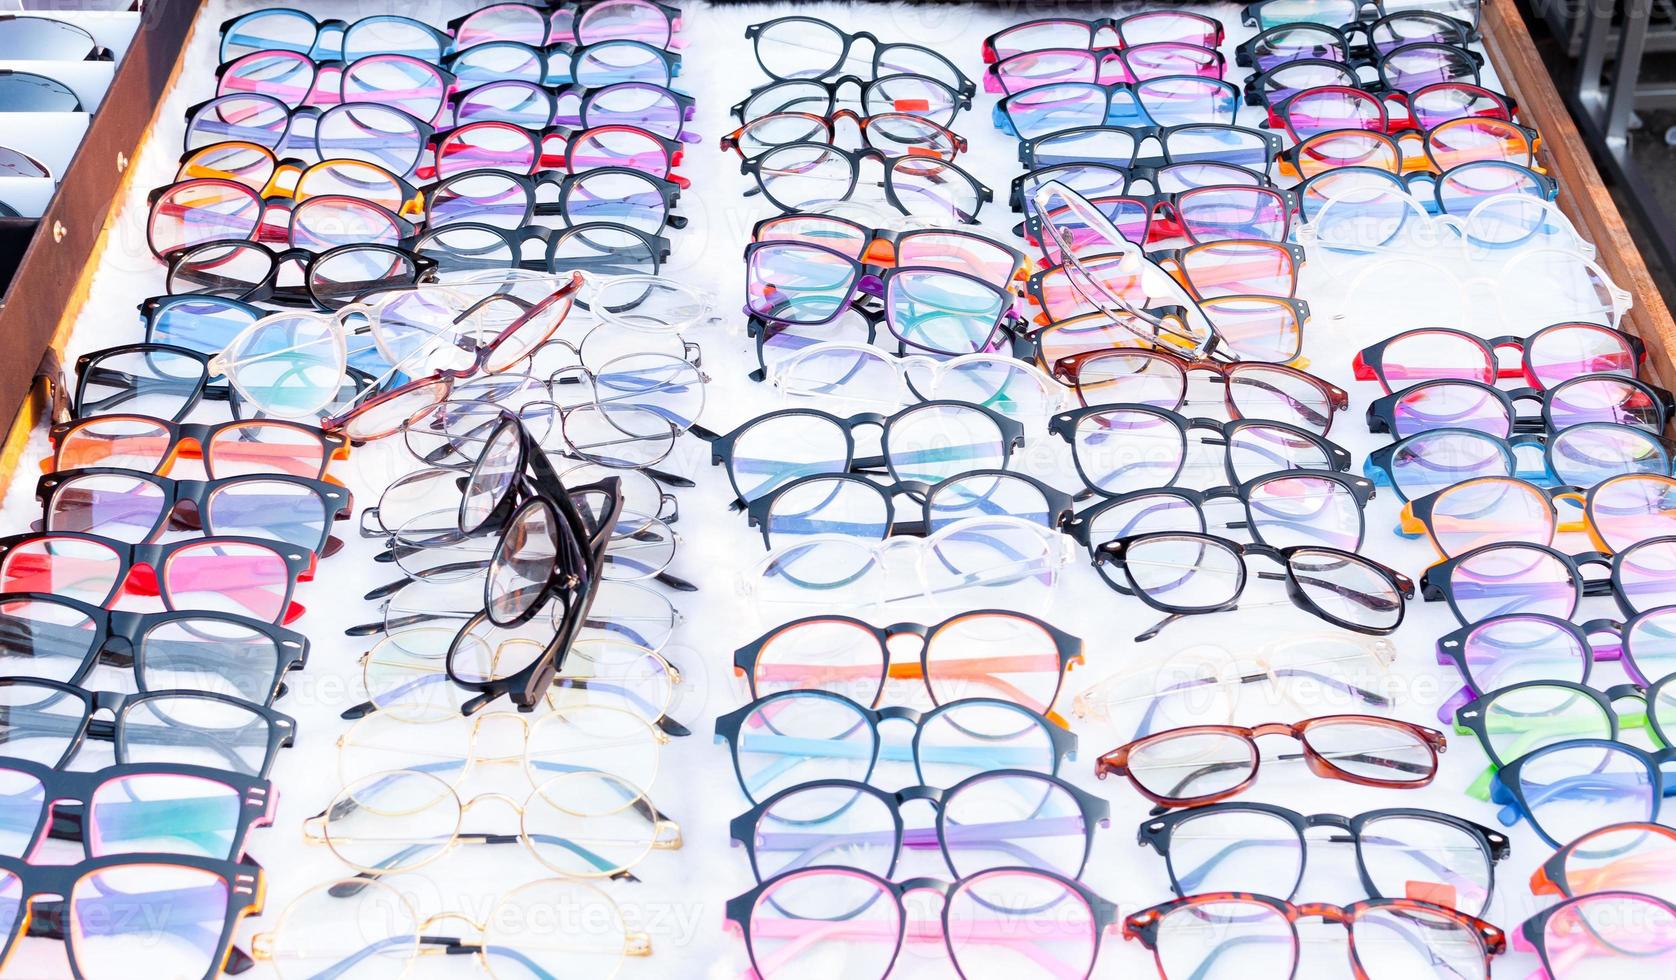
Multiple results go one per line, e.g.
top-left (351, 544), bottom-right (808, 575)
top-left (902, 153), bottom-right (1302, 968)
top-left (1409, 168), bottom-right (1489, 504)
top-left (303, 767), bottom-right (682, 878)
top-left (250, 875), bottom-right (651, 979)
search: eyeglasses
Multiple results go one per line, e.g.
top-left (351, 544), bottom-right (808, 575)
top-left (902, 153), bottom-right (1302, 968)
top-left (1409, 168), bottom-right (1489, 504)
top-left (1138, 801), bottom-right (1509, 914)
top-left (741, 143), bottom-right (993, 222)
top-left (146, 177), bottom-right (418, 259)
top-left (417, 220), bottom-right (670, 278)
top-left (753, 214), bottom-right (1026, 287)
top-left (1354, 322), bottom-right (1645, 394)
top-left (288, 275), bottom-right (586, 440)
top-left (1366, 376), bottom-right (1673, 439)
top-left (1365, 423), bottom-right (1676, 501)
top-left (174, 143), bottom-right (425, 217)
top-left (183, 94), bottom-right (436, 177)
top-left (1299, 160), bottom-right (1554, 227)
top-left (0, 677), bottom-right (295, 777)
top-left (1031, 267), bottom-right (1311, 363)
top-left (749, 308), bottom-right (1019, 374)
top-left (767, 346), bottom-right (1066, 425)
top-left (423, 166), bottom-right (685, 236)
top-left (305, 767), bottom-right (678, 878)
top-left (0, 531), bottom-right (313, 625)
top-left (1457, 680), bottom-right (1676, 774)
top-left (1067, 470), bottom-right (1375, 553)
top-left (252, 876), bottom-right (651, 980)
top-left (1518, 891), bottom-right (1676, 979)
top-left (987, 44), bottom-right (1226, 97)
top-left (727, 867), bottom-right (1118, 980)
top-left (1489, 737), bottom-right (1675, 848)
top-left (1278, 117), bottom-right (1539, 180)
top-left (437, 118), bottom-right (686, 177)
top-left (746, 469), bottom-right (1076, 547)
top-left (72, 344), bottom-right (251, 424)
top-left (732, 610), bottom-right (1083, 719)
top-left (697, 401), bottom-right (1024, 505)
top-left (1052, 406), bottom-right (1353, 495)
top-left (730, 772), bottom-right (1111, 883)
top-left (1071, 633), bottom-right (1397, 740)
top-left (1097, 714), bottom-right (1445, 807)
top-left (742, 515), bottom-right (1072, 623)
top-left (983, 12), bottom-right (1226, 60)
top-left (732, 74), bottom-right (971, 128)
top-left (161, 240), bottom-right (437, 310)
top-left (1123, 893), bottom-right (1505, 979)
top-left (548, 80), bottom-right (698, 140)
top-left (745, 18), bottom-right (973, 95)
top-left (721, 109), bottom-right (968, 161)
top-left (1274, 81), bottom-right (1514, 141)
top-left (1531, 821), bottom-right (1676, 902)
top-left (439, 0), bottom-right (681, 49)
top-left (1010, 160), bottom-right (1270, 212)
top-left (1400, 473), bottom-right (1676, 558)
top-left (1019, 123), bottom-right (1281, 176)
top-left (745, 244), bottom-right (1021, 356)
top-left (444, 38), bottom-right (681, 90)
top-left (36, 468), bottom-right (348, 556)
top-left (0, 592), bottom-right (307, 706)
top-left (219, 9), bottom-right (451, 62)
top-left (0, 757), bottom-right (275, 866)
top-left (995, 79), bottom-right (1242, 141)
top-left (1091, 532), bottom-right (1413, 641)
top-left (714, 690), bottom-right (1077, 804)
top-left (545, 0), bottom-right (683, 47)
top-left (1421, 538), bottom-right (1676, 625)
top-left (1246, 43), bottom-right (1486, 107)
top-left (1027, 182), bottom-right (1253, 363)
top-left (1241, 0), bottom-right (1481, 31)
top-left (1022, 188), bottom-right (1297, 266)
top-left (1049, 350), bottom-right (1347, 432)
top-left (1237, 14), bottom-right (1477, 71)
top-left (335, 700), bottom-right (669, 794)
top-left (0, 853), bottom-right (264, 980)
top-left (398, 348), bottom-right (706, 465)
top-left (215, 50), bottom-right (457, 123)
top-left (49, 416), bottom-right (347, 481)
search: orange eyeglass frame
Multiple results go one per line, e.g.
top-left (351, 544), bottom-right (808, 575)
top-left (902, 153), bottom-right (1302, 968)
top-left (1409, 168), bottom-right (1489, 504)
top-left (45, 416), bottom-right (352, 486)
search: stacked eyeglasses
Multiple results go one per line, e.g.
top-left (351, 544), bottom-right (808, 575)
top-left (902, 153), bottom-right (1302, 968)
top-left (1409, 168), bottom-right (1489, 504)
top-left (0, 4), bottom-right (717, 977)
top-left (1518, 822), bottom-right (1676, 976)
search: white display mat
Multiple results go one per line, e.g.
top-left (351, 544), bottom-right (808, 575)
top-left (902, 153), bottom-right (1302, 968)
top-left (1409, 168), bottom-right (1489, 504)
top-left (0, 0), bottom-right (1588, 977)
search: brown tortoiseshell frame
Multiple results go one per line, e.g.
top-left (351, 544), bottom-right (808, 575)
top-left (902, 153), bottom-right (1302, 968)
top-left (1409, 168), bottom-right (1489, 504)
top-left (1094, 715), bottom-right (1447, 807)
top-left (1123, 893), bottom-right (1506, 979)
top-left (1049, 346), bottom-right (1349, 418)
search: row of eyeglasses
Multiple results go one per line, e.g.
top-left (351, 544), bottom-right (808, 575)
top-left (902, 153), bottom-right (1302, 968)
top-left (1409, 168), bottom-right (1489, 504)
top-left (694, 1), bottom-right (1676, 977)
top-left (0, 1), bottom-right (714, 978)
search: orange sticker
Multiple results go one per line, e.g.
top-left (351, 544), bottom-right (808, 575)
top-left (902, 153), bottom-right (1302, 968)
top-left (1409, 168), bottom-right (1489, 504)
top-left (1405, 882), bottom-right (1458, 909)
top-left (894, 99), bottom-right (931, 111)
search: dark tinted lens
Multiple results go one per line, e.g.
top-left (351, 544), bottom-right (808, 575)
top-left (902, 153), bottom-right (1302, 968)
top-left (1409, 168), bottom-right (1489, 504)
top-left (487, 499), bottom-right (560, 625)
top-left (0, 71), bottom-right (80, 111)
top-left (0, 145), bottom-right (47, 177)
top-left (0, 17), bottom-right (99, 59)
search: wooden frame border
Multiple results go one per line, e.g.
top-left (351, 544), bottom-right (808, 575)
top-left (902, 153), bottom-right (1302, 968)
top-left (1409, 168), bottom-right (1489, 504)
top-left (0, 0), bottom-right (204, 498)
top-left (1482, 0), bottom-right (1676, 386)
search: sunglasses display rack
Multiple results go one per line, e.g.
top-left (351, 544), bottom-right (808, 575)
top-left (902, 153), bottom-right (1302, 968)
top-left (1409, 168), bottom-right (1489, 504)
top-left (0, 0), bottom-right (1664, 977)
